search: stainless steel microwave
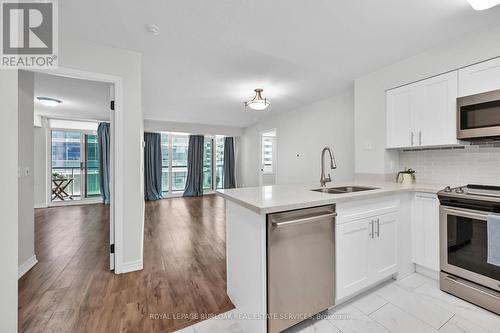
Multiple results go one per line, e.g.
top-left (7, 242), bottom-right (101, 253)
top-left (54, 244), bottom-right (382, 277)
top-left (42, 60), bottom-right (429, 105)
top-left (457, 89), bottom-right (500, 140)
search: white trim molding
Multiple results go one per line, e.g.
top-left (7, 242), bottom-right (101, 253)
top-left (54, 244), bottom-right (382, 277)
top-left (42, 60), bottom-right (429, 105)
top-left (18, 255), bottom-right (38, 279)
top-left (34, 203), bottom-right (47, 209)
top-left (116, 259), bottom-right (143, 274)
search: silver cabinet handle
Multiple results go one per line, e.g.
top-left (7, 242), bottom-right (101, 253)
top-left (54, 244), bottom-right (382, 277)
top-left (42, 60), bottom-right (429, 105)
top-left (271, 212), bottom-right (337, 228)
top-left (410, 132), bottom-right (414, 146)
top-left (369, 220), bottom-right (374, 238)
top-left (376, 218), bottom-right (380, 237)
top-left (418, 131), bottom-right (422, 145)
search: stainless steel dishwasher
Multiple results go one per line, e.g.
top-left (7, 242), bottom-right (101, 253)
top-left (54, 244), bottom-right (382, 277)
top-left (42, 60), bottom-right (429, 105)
top-left (267, 205), bottom-right (336, 333)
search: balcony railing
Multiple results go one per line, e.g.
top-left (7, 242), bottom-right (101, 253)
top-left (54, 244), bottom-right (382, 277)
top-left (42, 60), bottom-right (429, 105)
top-left (51, 166), bottom-right (100, 200)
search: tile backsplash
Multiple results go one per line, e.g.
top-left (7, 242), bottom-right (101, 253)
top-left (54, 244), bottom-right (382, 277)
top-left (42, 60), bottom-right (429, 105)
top-left (399, 145), bottom-right (500, 186)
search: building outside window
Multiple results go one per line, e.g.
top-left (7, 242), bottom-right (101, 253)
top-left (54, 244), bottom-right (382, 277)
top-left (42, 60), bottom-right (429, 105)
top-left (160, 132), bottom-right (226, 195)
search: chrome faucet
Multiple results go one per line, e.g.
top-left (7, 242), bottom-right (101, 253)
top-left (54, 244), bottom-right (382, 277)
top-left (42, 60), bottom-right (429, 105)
top-left (320, 147), bottom-right (337, 187)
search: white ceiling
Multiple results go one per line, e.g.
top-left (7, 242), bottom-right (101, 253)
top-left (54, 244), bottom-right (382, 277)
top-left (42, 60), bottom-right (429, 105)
top-left (59, 0), bottom-right (500, 128)
top-left (34, 73), bottom-right (111, 121)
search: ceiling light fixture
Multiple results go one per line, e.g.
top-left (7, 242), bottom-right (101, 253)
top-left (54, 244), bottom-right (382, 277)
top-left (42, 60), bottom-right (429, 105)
top-left (466, 0), bottom-right (500, 10)
top-left (145, 23), bottom-right (160, 35)
top-left (37, 96), bottom-right (62, 107)
top-left (244, 88), bottom-right (270, 111)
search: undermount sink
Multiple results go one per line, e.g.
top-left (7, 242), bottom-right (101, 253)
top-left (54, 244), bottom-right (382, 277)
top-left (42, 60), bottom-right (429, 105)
top-left (311, 186), bottom-right (379, 194)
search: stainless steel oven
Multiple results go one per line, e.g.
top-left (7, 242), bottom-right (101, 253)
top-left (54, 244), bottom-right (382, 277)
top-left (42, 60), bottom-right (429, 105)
top-left (438, 185), bottom-right (500, 314)
top-left (457, 89), bottom-right (500, 140)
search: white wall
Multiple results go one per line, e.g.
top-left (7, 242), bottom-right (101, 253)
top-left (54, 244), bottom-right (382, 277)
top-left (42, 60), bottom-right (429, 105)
top-left (57, 40), bottom-right (144, 271)
top-left (400, 145), bottom-right (500, 186)
top-left (144, 119), bottom-right (243, 137)
top-left (239, 89), bottom-right (354, 187)
top-left (18, 71), bottom-right (36, 268)
top-left (0, 70), bottom-right (19, 332)
top-left (34, 118), bottom-right (48, 208)
top-left (355, 23), bottom-right (500, 175)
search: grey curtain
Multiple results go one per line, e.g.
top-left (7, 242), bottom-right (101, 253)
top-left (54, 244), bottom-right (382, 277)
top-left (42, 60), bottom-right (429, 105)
top-left (183, 135), bottom-right (204, 197)
top-left (97, 122), bottom-right (111, 204)
top-left (223, 137), bottom-right (236, 189)
top-left (144, 132), bottom-right (163, 201)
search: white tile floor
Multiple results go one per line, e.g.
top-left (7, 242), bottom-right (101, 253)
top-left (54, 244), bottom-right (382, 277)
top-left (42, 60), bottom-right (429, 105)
top-left (176, 273), bottom-right (500, 333)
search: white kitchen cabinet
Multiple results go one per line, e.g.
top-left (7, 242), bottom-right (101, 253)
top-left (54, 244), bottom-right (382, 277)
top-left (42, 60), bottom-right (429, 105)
top-left (336, 218), bottom-right (371, 298)
top-left (412, 193), bottom-right (440, 272)
top-left (459, 57), bottom-right (500, 97)
top-left (386, 85), bottom-right (413, 148)
top-left (386, 71), bottom-right (458, 149)
top-left (336, 198), bottom-right (399, 300)
top-left (371, 212), bottom-right (398, 281)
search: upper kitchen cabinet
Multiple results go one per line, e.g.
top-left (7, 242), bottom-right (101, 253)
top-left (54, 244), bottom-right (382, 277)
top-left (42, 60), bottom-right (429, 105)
top-left (459, 57), bottom-right (500, 97)
top-left (386, 71), bottom-right (458, 149)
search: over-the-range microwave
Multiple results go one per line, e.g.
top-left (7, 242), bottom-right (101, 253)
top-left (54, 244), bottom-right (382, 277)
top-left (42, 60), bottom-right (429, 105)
top-left (457, 89), bottom-right (500, 140)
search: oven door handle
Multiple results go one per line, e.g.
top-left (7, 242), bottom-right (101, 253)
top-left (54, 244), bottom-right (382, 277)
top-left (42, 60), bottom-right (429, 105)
top-left (442, 207), bottom-right (490, 220)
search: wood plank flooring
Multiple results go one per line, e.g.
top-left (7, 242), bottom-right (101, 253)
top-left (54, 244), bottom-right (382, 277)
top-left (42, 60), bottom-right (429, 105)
top-left (19, 195), bottom-right (234, 333)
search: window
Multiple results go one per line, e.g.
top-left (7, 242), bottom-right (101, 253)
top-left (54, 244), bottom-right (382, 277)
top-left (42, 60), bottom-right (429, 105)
top-left (161, 133), bottom-right (169, 194)
top-left (215, 136), bottom-right (225, 189)
top-left (203, 138), bottom-right (213, 190)
top-left (160, 132), bottom-right (227, 195)
top-left (51, 129), bottom-right (101, 201)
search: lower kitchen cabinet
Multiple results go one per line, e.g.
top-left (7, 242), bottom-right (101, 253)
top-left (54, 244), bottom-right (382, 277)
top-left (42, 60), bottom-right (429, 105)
top-left (412, 193), bottom-right (440, 271)
top-left (336, 208), bottom-right (398, 300)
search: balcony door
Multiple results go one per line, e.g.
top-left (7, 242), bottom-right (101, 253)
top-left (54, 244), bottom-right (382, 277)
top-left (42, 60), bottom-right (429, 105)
top-left (50, 129), bottom-right (101, 202)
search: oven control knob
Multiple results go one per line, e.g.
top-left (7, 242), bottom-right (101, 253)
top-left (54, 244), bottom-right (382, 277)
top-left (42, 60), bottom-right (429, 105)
top-left (444, 186), bottom-right (452, 192)
top-left (455, 187), bottom-right (464, 194)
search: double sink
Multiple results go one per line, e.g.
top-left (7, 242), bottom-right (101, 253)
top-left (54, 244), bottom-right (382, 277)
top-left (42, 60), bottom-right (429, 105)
top-left (311, 186), bottom-right (379, 194)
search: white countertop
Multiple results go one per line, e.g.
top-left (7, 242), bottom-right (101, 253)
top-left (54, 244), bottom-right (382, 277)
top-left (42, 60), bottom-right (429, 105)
top-left (216, 180), bottom-right (448, 214)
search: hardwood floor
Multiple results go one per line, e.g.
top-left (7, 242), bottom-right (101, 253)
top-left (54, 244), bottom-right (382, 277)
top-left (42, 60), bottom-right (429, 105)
top-left (19, 195), bottom-right (234, 333)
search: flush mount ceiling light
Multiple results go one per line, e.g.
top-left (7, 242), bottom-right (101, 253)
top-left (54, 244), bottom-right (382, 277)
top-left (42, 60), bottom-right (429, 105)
top-left (37, 96), bottom-right (62, 107)
top-left (466, 0), bottom-right (500, 10)
top-left (244, 88), bottom-right (270, 111)
top-left (145, 23), bottom-right (160, 35)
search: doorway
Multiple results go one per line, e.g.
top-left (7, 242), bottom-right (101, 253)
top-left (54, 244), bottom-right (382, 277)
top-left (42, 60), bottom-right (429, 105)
top-left (259, 129), bottom-right (277, 186)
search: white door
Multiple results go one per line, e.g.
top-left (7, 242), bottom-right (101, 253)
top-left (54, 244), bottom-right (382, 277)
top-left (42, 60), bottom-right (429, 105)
top-left (109, 85), bottom-right (115, 270)
top-left (386, 86), bottom-right (413, 148)
top-left (371, 212), bottom-right (398, 280)
top-left (415, 71), bottom-right (458, 146)
top-left (413, 194), bottom-right (440, 271)
top-left (260, 131), bottom-right (276, 186)
top-left (336, 218), bottom-right (371, 299)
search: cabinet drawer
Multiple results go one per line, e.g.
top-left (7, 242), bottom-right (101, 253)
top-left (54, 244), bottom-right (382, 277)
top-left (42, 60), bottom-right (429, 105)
top-left (337, 196), bottom-right (400, 224)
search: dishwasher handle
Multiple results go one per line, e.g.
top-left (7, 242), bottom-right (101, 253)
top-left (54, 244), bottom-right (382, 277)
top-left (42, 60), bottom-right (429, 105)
top-left (271, 212), bottom-right (337, 228)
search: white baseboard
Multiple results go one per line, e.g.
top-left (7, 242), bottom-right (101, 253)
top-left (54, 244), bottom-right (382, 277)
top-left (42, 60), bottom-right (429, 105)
top-left (18, 255), bottom-right (38, 279)
top-left (34, 203), bottom-right (47, 209)
top-left (416, 264), bottom-right (439, 280)
top-left (116, 259), bottom-right (143, 274)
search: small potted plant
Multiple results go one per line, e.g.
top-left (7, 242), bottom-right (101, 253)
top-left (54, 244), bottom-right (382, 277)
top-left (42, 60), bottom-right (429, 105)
top-left (396, 168), bottom-right (416, 184)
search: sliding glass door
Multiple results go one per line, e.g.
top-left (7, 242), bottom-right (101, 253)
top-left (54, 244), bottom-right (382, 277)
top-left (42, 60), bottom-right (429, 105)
top-left (160, 133), bottom-right (225, 195)
top-left (51, 130), bottom-right (101, 202)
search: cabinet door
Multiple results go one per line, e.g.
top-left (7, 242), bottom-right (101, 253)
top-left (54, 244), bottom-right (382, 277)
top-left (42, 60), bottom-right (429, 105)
top-left (459, 57), bottom-right (500, 97)
top-left (412, 194), bottom-right (440, 271)
top-left (336, 218), bottom-right (371, 299)
top-left (371, 212), bottom-right (398, 280)
top-left (415, 71), bottom-right (458, 146)
top-left (386, 86), bottom-right (413, 148)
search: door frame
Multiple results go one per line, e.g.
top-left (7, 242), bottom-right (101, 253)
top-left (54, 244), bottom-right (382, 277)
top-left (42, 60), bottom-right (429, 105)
top-left (259, 129), bottom-right (277, 186)
top-left (32, 67), bottom-right (123, 273)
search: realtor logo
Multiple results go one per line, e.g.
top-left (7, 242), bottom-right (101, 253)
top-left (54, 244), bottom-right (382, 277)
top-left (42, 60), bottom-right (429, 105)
top-left (1, 0), bottom-right (58, 68)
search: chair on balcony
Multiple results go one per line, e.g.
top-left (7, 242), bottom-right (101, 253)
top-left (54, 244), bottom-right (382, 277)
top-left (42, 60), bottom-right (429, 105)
top-left (52, 175), bottom-right (74, 201)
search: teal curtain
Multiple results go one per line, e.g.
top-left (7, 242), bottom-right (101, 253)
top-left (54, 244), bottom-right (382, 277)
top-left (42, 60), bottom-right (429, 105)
top-left (223, 137), bottom-right (236, 189)
top-left (97, 123), bottom-right (110, 204)
top-left (183, 135), bottom-right (204, 197)
top-left (144, 132), bottom-right (163, 201)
